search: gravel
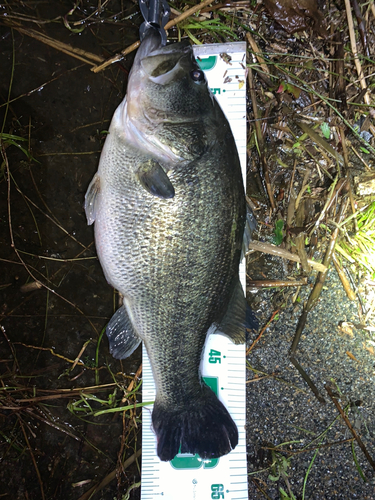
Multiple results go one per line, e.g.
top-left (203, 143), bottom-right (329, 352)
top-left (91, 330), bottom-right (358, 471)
top-left (246, 267), bottom-right (375, 499)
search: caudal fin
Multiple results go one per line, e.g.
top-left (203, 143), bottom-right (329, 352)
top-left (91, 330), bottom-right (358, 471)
top-left (152, 383), bottom-right (238, 461)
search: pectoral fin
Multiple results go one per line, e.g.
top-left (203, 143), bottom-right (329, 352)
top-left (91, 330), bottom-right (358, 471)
top-left (85, 173), bottom-right (100, 225)
top-left (106, 306), bottom-right (141, 359)
top-left (215, 279), bottom-right (247, 344)
top-left (137, 160), bottom-right (175, 199)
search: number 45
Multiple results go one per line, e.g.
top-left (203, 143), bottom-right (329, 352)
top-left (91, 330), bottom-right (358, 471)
top-left (211, 484), bottom-right (224, 499)
top-left (208, 349), bottom-right (221, 364)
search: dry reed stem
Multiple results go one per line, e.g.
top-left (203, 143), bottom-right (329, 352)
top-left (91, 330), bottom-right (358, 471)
top-left (325, 384), bottom-right (375, 472)
top-left (14, 26), bottom-right (105, 65)
top-left (332, 253), bottom-right (356, 301)
top-left (246, 32), bottom-right (269, 75)
top-left (18, 416), bottom-right (46, 500)
top-left (247, 241), bottom-right (327, 272)
top-left (344, 0), bottom-right (370, 105)
top-left (78, 449), bottom-right (142, 500)
top-left (246, 309), bottom-right (279, 355)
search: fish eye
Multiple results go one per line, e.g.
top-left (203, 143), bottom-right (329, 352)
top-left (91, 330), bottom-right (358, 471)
top-left (190, 69), bottom-right (205, 83)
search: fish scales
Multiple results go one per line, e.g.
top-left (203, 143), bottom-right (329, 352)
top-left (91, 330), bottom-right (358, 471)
top-left (85, 30), bottom-right (249, 461)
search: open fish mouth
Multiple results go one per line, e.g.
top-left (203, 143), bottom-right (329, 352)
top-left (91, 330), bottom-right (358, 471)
top-left (136, 29), bottom-right (191, 60)
top-left (133, 30), bottom-right (193, 82)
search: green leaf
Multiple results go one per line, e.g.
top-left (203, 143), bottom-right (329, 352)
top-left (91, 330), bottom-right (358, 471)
top-left (320, 122), bottom-right (330, 139)
top-left (351, 441), bottom-right (367, 482)
top-left (279, 487), bottom-right (296, 500)
top-left (273, 219), bottom-right (284, 245)
top-left (303, 60), bottom-right (314, 70)
top-left (0, 133), bottom-right (28, 142)
top-left (359, 147), bottom-right (370, 154)
top-left (0, 132), bottom-right (39, 162)
top-left (277, 82), bottom-right (301, 99)
top-left (268, 473), bottom-right (280, 482)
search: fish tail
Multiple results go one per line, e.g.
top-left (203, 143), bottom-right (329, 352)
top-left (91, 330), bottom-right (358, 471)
top-left (152, 383), bottom-right (238, 461)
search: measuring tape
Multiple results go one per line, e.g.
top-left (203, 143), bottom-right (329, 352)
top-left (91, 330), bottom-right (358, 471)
top-left (141, 42), bottom-right (248, 500)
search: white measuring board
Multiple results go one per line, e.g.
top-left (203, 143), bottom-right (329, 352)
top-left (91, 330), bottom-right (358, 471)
top-left (141, 42), bottom-right (248, 500)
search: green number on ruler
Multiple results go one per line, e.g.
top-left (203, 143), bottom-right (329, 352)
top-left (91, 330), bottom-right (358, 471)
top-left (208, 349), bottom-right (221, 364)
top-left (211, 484), bottom-right (224, 499)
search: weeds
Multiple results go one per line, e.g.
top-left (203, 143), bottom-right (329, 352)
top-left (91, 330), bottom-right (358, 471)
top-left (179, 18), bottom-right (240, 44)
top-left (336, 201), bottom-right (375, 279)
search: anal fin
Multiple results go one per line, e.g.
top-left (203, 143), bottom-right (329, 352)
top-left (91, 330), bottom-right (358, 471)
top-left (106, 305), bottom-right (141, 359)
top-left (215, 278), bottom-right (247, 344)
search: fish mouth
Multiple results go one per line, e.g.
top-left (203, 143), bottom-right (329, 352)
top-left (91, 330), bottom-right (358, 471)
top-left (124, 31), bottom-right (198, 162)
top-left (139, 37), bottom-right (193, 85)
top-left (135, 29), bottom-right (191, 65)
top-left (148, 38), bottom-right (191, 57)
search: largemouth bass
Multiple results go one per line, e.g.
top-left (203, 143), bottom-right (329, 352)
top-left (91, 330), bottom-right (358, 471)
top-left (85, 30), bottom-right (250, 461)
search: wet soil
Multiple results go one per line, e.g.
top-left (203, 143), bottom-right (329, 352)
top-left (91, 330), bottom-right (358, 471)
top-left (1, 2), bottom-right (143, 499)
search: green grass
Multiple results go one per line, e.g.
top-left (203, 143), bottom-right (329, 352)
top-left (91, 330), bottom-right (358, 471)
top-left (336, 201), bottom-right (375, 279)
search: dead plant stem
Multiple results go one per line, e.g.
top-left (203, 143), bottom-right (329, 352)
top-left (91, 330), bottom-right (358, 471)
top-left (344, 0), bottom-right (370, 105)
top-left (18, 415), bottom-right (46, 500)
top-left (325, 384), bottom-right (375, 471)
top-left (247, 65), bottom-right (275, 210)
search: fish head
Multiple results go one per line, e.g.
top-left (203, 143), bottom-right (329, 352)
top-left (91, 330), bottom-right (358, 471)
top-left (126, 30), bottom-right (217, 162)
